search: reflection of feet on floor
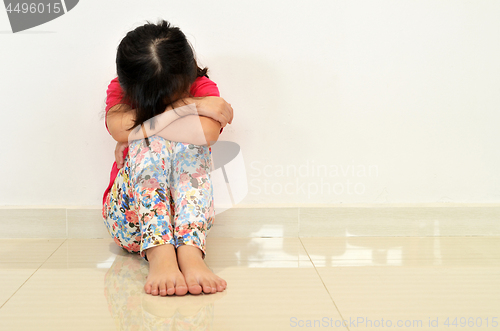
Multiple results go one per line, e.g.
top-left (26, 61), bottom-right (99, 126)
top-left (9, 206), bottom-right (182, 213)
top-left (144, 244), bottom-right (188, 296)
top-left (104, 254), bottom-right (151, 330)
top-left (177, 245), bottom-right (228, 295)
top-left (104, 253), bottom-right (225, 329)
top-left (142, 289), bottom-right (227, 318)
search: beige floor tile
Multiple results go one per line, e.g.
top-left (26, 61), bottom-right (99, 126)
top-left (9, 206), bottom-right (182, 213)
top-left (0, 240), bottom-right (130, 331)
top-left (206, 237), bottom-right (310, 262)
top-left (3, 237), bottom-right (497, 330)
top-left (317, 266), bottom-right (500, 330)
top-left (300, 237), bottom-right (500, 266)
top-left (210, 208), bottom-right (299, 237)
top-left (207, 259), bottom-right (315, 269)
top-left (42, 238), bottom-right (313, 269)
top-left (206, 237), bottom-right (313, 269)
top-left (0, 267), bottom-right (37, 307)
top-left (43, 238), bottom-right (128, 265)
top-left (0, 239), bottom-right (65, 263)
top-left (211, 267), bottom-right (345, 330)
top-left (467, 237), bottom-right (500, 258)
top-left (0, 266), bottom-right (116, 331)
top-left (0, 251), bottom-right (342, 331)
top-left (299, 207), bottom-right (500, 237)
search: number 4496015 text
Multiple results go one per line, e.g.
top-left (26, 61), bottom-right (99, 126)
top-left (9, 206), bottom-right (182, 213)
top-left (6, 3), bottom-right (62, 14)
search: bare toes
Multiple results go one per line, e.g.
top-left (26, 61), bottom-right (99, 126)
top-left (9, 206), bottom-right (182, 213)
top-left (159, 282), bottom-right (167, 296)
top-left (209, 280), bottom-right (217, 294)
top-left (185, 278), bottom-right (202, 295)
top-left (166, 280), bottom-right (175, 296)
top-left (202, 282), bottom-right (212, 294)
top-left (150, 283), bottom-right (159, 296)
top-left (176, 284), bottom-right (189, 296)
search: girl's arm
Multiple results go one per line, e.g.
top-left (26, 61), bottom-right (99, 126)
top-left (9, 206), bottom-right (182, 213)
top-left (112, 112), bottom-right (221, 169)
top-left (106, 101), bottom-right (223, 145)
top-left (106, 105), bottom-right (139, 143)
top-left (184, 96), bottom-right (233, 127)
top-left (155, 115), bottom-right (221, 146)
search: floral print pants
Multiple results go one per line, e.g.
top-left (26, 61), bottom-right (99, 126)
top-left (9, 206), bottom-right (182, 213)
top-left (102, 135), bottom-right (215, 260)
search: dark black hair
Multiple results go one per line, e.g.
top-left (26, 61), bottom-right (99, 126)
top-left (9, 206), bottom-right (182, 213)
top-left (116, 19), bottom-right (208, 131)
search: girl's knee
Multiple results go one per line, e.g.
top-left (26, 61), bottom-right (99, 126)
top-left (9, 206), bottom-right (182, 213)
top-left (113, 236), bottom-right (141, 254)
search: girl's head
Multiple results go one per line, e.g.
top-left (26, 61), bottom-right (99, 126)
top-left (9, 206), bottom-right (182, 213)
top-left (116, 20), bottom-right (207, 129)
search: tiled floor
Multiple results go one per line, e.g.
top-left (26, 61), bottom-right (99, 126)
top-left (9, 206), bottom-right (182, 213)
top-left (0, 237), bottom-right (499, 330)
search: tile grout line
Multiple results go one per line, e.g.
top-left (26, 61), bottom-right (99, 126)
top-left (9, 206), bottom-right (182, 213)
top-left (297, 207), bottom-right (300, 236)
top-left (298, 237), bottom-right (351, 331)
top-left (0, 239), bottom-right (67, 310)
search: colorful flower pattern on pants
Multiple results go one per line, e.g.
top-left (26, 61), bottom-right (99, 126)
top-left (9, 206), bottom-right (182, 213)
top-left (102, 136), bottom-right (214, 259)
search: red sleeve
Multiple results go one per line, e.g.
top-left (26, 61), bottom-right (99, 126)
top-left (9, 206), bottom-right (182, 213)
top-left (190, 76), bottom-right (221, 97)
top-left (190, 76), bottom-right (224, 134)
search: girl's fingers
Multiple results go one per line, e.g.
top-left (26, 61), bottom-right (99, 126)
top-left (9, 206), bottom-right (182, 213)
top-left (227, 103), bottom-right (233, 124)
top-left (197, 97), bottom-right (232, 126)
top-left (115, 142), bottom-right (128, 169)
top-left (219, 117), bottom-right (228, 128)
top-left (219, 106), bottom-right (231, 126)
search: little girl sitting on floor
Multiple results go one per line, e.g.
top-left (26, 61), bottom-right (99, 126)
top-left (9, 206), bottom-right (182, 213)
top-left (102, 19), bottom-right (233, 296)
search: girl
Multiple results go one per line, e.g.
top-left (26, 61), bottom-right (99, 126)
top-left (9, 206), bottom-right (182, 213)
top-left (102, 20), bottom-right (233, 296)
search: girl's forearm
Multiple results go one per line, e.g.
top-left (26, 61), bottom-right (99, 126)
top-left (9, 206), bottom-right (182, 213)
top-left (154, 115), bottom-right (221, 146)
top-left (127, 109), bottom-right (179, 142)
top-left (127, 103), bottom-right (198, 142)
top-left (109, 100), bottom-right (221, 145)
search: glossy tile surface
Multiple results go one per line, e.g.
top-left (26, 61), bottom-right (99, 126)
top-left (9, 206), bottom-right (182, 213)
top-left (300, 236), bottom-right (500, 266)
top-left (299, 207), bottom-right (500, 237)
top-left (0, 237), bottom-right (499, 330)
top-left (317, 266), bottom-right (500, 330)
top-left (0, 268), bottom-right (37, 306)
top-left (0, 239), bottom-right (65, 263)
top-left (210, 207), bottom-right (299, 237)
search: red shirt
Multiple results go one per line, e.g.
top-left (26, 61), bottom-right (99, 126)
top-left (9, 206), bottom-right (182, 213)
top-left (103, 76), bottom-right (222, 205)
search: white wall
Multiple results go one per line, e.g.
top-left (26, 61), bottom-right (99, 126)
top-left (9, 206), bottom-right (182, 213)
top-left (0, 0), bottom-right (499, 206)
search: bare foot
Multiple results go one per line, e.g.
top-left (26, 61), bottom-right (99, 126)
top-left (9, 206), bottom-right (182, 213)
top-left (176, 245), bottom-right (227, 295)
top-left (144, 244), bottom-right (188, 296)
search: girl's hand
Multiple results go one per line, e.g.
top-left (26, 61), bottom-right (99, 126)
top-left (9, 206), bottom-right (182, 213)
top-left (192, 97), bottom-right (234, 127)
top-left (115, 141), bottom-right (129, 169)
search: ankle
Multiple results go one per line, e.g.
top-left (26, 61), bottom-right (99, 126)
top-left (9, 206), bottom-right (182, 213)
top-left (177, 245), bottom-right (203, 259)
top-left (145, 244), bottom-right (176, 262)
top-left (176, 246), bottom-right (206, 268)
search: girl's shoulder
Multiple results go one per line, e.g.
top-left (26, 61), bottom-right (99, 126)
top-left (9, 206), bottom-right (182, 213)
top-left (190, 76), bottom-right (220, 97)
